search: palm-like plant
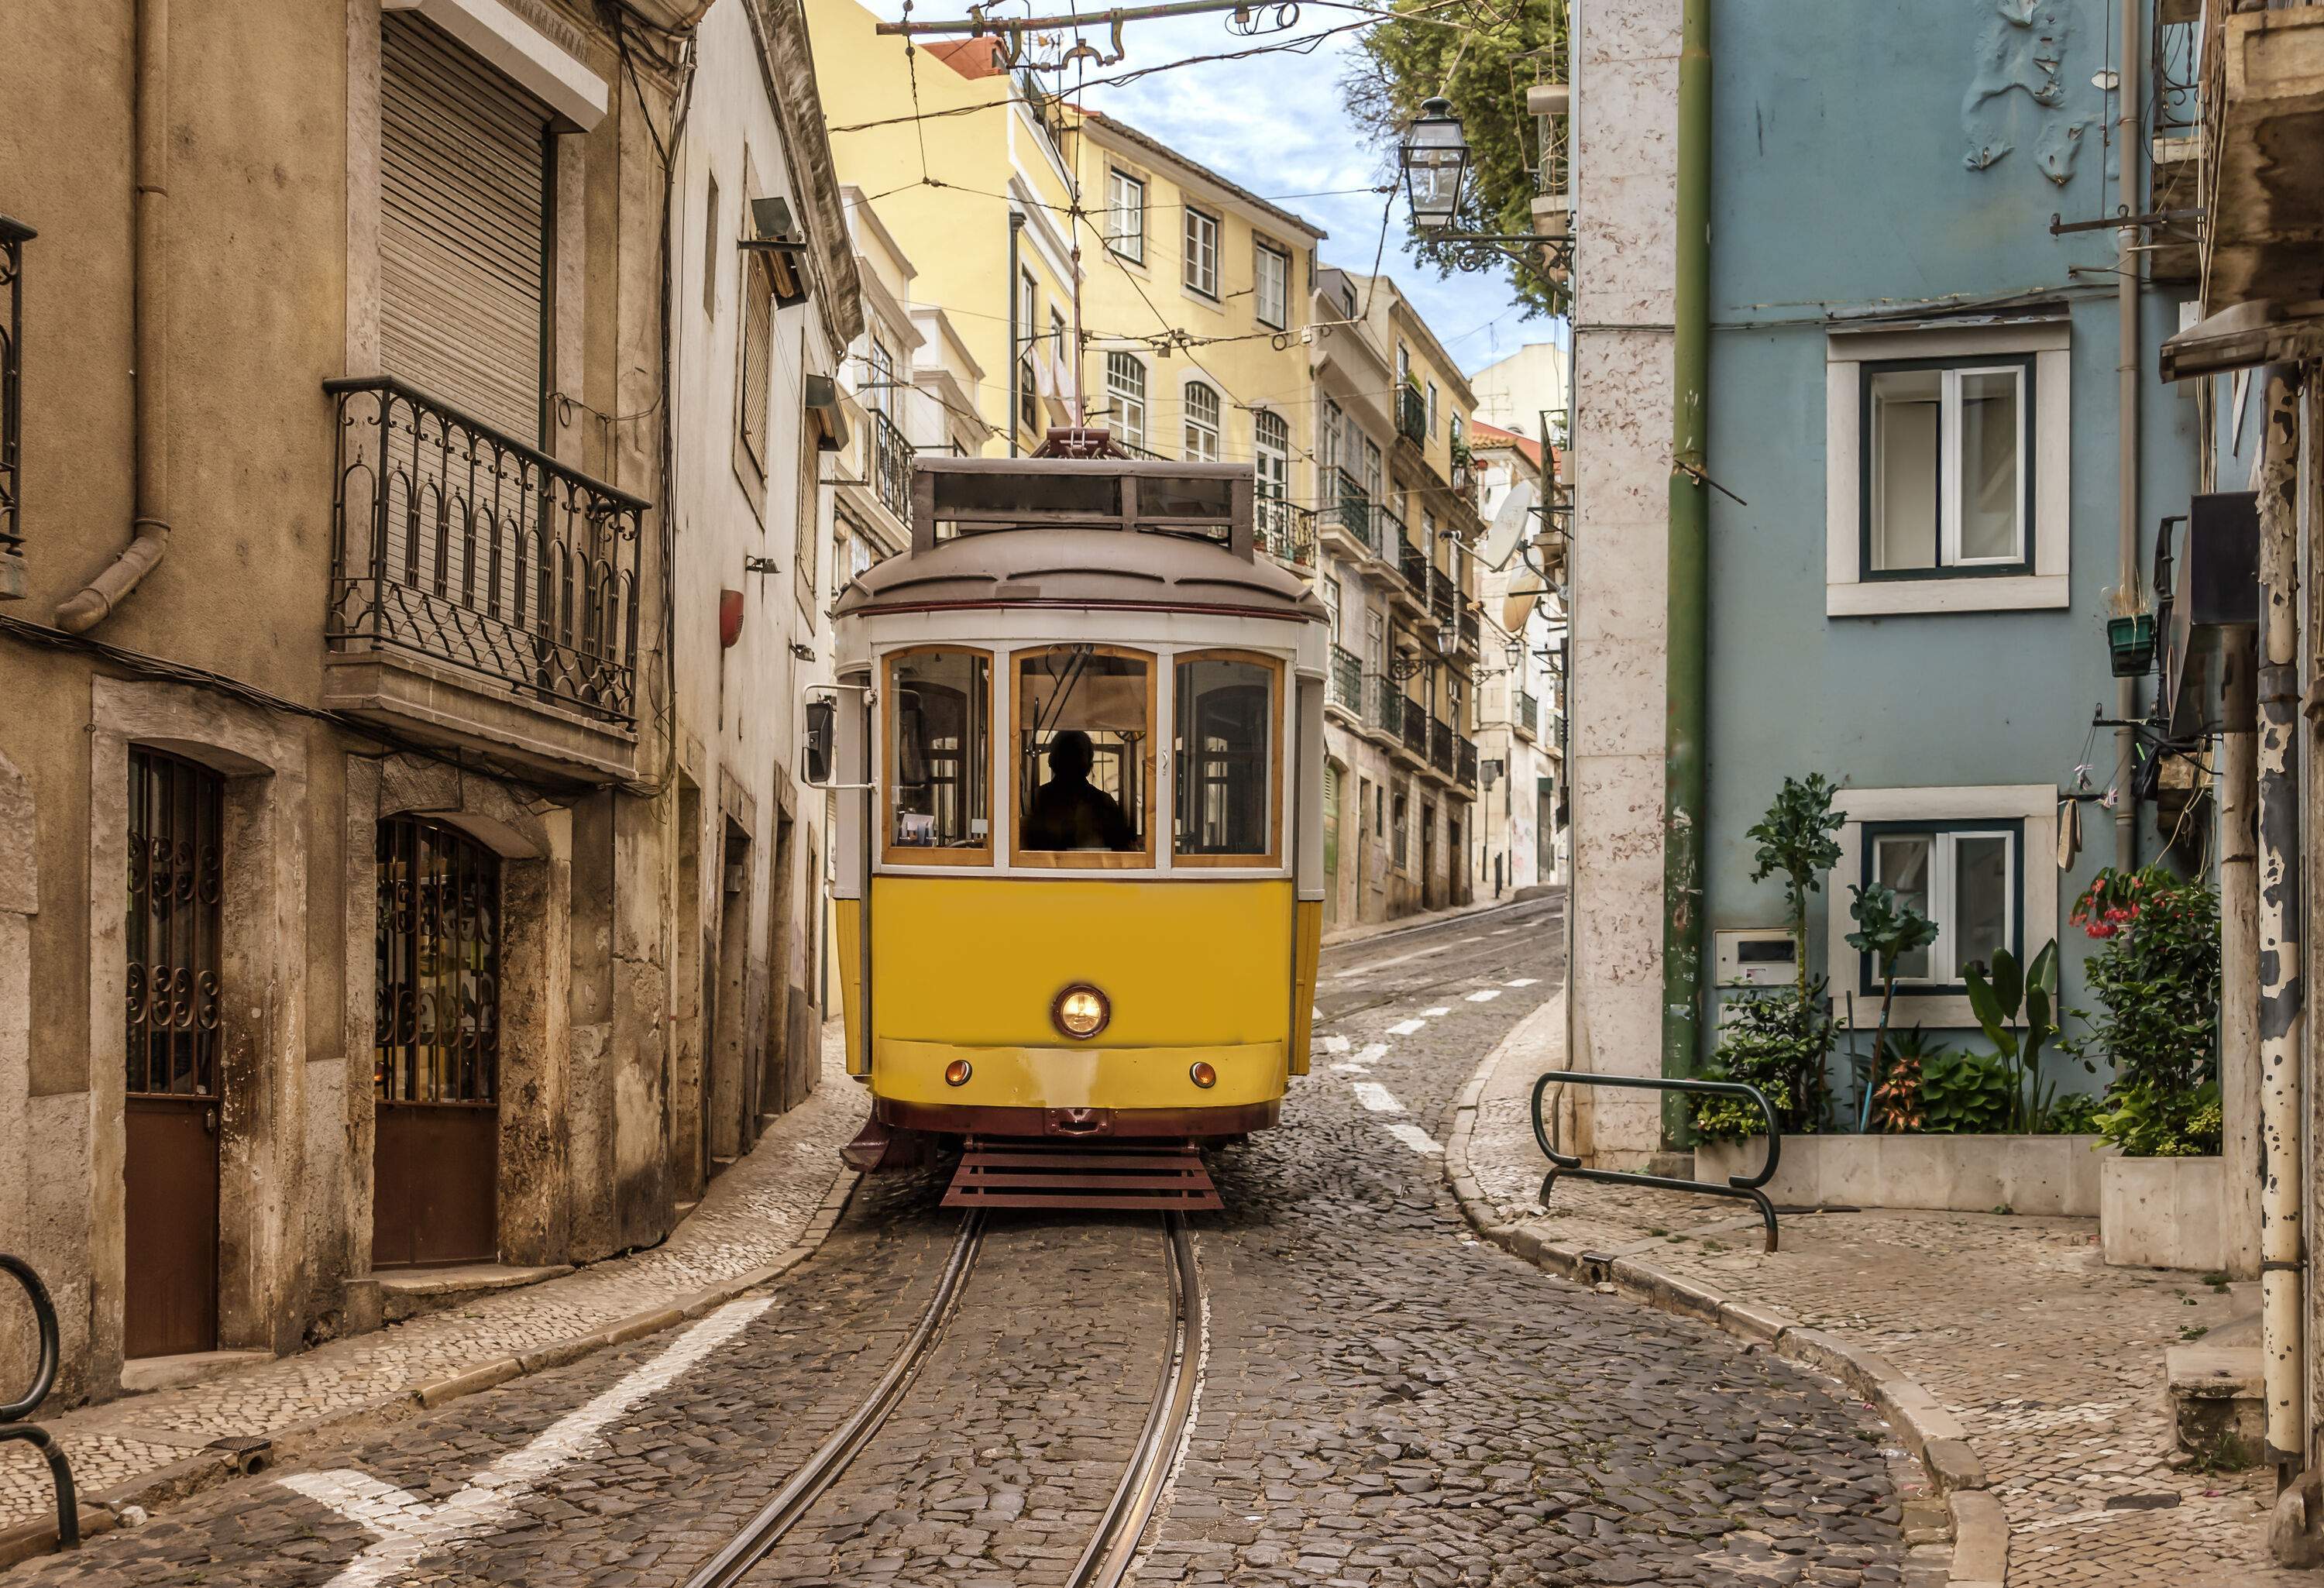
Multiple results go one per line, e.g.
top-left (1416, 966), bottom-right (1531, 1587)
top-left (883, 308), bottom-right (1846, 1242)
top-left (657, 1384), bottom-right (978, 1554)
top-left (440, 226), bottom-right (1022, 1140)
top-left (1847, 882), bottom-right (1940, 1131)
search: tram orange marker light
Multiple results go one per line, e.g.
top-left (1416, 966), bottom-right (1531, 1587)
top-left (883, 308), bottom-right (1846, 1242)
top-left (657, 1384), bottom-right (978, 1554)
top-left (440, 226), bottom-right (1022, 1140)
top-left (1189, 1061), bottom-right (1217, 1089)
top-left (944, 1059), bottom-right (972, 1087)
top-left (1051, 984), bottom-right (1110, 1040)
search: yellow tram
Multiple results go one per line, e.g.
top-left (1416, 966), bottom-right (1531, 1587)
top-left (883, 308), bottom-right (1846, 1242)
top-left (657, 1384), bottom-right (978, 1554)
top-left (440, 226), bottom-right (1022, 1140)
top-left (805, 448), bottom-right (1327, 1181)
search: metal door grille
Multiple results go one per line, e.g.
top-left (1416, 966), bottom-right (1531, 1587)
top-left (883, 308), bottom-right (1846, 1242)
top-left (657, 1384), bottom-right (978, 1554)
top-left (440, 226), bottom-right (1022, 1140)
top-left (126, 750), bottom-right (224, 1097)
top-left (375, 817), bottom-right (500, 1105)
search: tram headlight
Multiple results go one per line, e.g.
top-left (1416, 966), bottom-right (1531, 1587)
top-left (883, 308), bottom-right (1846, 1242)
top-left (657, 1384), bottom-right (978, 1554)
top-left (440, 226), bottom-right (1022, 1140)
top-left (944, 1059), bottom-right (973, 1087)
top-left (1188, 1061), bottom-right (1217, 1090)
top-left (1051, 983), bottom-right (1110, 1040)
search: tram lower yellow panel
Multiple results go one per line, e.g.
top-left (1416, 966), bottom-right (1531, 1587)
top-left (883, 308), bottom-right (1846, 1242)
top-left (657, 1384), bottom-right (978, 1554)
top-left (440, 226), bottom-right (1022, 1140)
top-left (868, 876), bottom-right (1298, 1111)
top-left (1290, 899), bottom-right (1321, 1076)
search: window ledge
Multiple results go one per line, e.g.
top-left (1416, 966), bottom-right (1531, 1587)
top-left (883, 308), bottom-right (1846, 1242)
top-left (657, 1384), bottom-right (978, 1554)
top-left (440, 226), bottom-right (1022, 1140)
top-left (1827, 573), bottom-right (2068, 617)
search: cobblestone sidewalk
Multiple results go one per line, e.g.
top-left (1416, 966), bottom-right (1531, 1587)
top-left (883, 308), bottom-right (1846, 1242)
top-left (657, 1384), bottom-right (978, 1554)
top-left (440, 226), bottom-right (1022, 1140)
top-left (0, 1024), bottom-right (868, 1554)
top-left (1454, 996), bottom-right (2291, 1588)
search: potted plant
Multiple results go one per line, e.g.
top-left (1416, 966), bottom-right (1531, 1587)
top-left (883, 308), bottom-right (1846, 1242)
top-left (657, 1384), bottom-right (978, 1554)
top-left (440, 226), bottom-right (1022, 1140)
top-left (2106, 579), bottom-right (2157, 679)
top-left (1964, 942), bottom-right (2092, 1133)
top-left (1847, 882), bottom-right (1940, 1132)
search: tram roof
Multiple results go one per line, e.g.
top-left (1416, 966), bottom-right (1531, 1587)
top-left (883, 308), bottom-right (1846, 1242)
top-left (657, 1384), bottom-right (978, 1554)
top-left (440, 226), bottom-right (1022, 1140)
top-left (831, 456), bottom-right (1325, 623)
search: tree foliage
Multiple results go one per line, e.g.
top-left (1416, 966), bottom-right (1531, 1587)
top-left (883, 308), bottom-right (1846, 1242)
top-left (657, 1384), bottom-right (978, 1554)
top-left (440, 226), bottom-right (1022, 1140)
top-left (1344, 1), bottom-right (1567, 318)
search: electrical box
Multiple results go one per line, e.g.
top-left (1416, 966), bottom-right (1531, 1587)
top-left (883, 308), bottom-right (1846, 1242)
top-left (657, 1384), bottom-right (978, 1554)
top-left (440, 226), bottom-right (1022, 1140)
top-left (1714, 929), bottom-right (1797, 988)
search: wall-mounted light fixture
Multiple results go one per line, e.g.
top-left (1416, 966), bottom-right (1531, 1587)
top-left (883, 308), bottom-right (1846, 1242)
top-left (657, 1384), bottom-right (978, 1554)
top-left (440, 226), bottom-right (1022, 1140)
top-left (741, 196), bottom-right (811, 308)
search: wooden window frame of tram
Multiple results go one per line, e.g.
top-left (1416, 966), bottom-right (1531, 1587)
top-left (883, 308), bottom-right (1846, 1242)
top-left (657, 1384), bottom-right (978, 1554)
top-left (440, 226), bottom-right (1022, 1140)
top-left (1168, 647), bottom-right (1286, 871)
top-left (1008, 642), bottom-right (1160, 872)
top-left (879, 644), bottom-right (997, 871)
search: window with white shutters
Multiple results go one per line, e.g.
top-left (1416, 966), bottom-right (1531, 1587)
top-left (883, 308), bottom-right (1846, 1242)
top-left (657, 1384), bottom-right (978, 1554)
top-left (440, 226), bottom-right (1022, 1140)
top-left (380, 14), bottom-right (552, 443)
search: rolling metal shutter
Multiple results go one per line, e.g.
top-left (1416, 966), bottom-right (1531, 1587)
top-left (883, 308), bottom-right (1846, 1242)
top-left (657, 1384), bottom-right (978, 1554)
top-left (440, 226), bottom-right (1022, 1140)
top-left (380, 13), bottom-right (550, 442)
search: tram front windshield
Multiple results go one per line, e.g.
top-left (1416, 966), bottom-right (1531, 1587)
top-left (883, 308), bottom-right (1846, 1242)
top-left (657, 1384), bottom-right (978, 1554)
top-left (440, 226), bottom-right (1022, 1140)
top-left (1017, 648), bottom-right (1148, 854)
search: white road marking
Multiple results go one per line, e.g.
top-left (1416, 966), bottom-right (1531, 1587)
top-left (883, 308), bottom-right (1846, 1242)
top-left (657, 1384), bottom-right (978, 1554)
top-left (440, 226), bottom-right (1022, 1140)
top-left (1322, 1034), bottom-right (1351, 1054)
top-left (1351, 1081), bottom-right (1405, 1113)
top-left (1387, 1019), bottom-right (1425, 1036)
top-left (1330, 1062), bottom-right (1373, 1074)
top-left (282, 1298), bottom-right (774, 1587)
top-left (1489, 926), bottom-right (1518, 936)
top-left (1381, 1122), bottom-right (1444, 1156)
top-left (1421, 1006), bottom-right (1451, 1018)
top-left (1504, 978), bottom-right (1541, 988)
top-left (1331, 934), bottom-right (1484, 980)
top-left (1354, 1043), bottom-right (1388, 1064)
top-left (1466, 989), bottom-right (1503, 1002)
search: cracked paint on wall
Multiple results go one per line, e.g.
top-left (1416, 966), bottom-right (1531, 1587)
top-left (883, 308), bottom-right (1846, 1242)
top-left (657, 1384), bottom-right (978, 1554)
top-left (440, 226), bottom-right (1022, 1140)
top-left (1961, 0), bottom-right (2072, 173)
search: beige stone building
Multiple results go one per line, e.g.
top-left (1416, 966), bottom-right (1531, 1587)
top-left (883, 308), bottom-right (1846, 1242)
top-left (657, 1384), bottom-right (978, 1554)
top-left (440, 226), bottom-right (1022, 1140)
top-left (0, 0), bottom-right (854, 1403)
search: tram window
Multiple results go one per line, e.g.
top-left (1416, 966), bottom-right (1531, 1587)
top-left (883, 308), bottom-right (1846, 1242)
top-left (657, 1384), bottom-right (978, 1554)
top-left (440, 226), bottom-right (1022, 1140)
top-left (1173, 652), bottom-right (1280, 862)
top-left (885, 649), bottom-right (992, 861)
top-left (1015, 647), bottom-right (1152, 862)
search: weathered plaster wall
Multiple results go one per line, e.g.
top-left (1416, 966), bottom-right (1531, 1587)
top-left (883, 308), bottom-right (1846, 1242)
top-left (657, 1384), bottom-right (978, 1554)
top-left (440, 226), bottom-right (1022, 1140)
top-left (1568, 0), bottom-right (1681, 1164)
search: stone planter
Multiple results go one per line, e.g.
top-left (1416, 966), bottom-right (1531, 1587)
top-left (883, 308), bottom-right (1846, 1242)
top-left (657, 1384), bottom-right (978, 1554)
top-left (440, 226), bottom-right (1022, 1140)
top-left (2099, 1154), bottom-right (2228, 1271)
top-left (1696, 1133), bottom-right (2111, 1215)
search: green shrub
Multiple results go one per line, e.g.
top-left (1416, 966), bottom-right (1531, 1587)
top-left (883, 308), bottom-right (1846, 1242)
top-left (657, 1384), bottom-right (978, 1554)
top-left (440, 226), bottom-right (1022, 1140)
top-left (2064, 865), bottom-right (2223, 1157)
top-left (1693, 985), bottom-right (1837, 1142)
top-left (1919, 1050), bottom-right (2013, 1134)
top-left (2045, 1092), bottom-right (2106, 1135)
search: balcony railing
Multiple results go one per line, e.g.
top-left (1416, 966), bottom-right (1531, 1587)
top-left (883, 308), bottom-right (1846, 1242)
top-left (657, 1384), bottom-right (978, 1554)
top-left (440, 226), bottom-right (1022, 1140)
top-left (325, 376), bottom-right (648, 725)
top-left (1458, 736), bottom-right (1479, 790)
top-left (870, 407), bottom-right (914, 523)
top-left (1329, 645), bottom-right (1362, 713)
top-left (0, 215), bottom-right (27, 582)
top-left (1429, 565), bottom-right (1456, 627)
top-left (2154, 9), bottom-right (2200, 136)
top-left (1373, 675), bottom-right (1404, 737)
top-left (1516, 688), bottom-right (1539, 738)
top-left (1257, 497), bottom-right (1318, 569)
top-left (1459, 606), bottom-right (1480, 653)
top-left (1401, 700), bottom-right (1428, 758)
top-left (1397, 524), bottom-right (1428, 593)
top-left (1322, 467), bottom-right (1377, 555)
top-left (1430, 717), bottom-right (1455, 775)
top-left (1396, 383), bottom-right (1427, 446)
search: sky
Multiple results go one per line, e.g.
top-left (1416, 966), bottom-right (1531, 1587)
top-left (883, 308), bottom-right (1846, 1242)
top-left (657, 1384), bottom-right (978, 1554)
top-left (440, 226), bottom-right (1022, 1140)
top-left (885, 5), bottom-right (1556, 378)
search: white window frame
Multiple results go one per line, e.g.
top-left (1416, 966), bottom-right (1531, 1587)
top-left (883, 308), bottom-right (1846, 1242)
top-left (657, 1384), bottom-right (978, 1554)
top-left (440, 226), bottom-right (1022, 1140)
top-left (1254, 408), bottom-right (1290, 499)
top-left (1183, 205), bottom-right (1220, 300)
top-left (1865, 826), bottom-right (2019, 985)
top-left (1865, 362), bottom-right (2028, 573)
top-left (1826, 319), bottom-right (2070, 616)
top-left (1182, 380), bottom-right (1222, 462)
top-left (1825, 785), bottom-right (2057, 1030)
top-left (1106, 351), bottom-right (1148, 452)
top-left (1254, 241), bottom-right (1289, 329)
top-left (1106, 169), bottom-right (1146, 263)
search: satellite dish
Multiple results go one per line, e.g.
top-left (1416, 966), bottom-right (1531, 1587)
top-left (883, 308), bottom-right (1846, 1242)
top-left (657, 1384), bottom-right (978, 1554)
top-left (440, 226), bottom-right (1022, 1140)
top-left (1480, 476), bottom-right (1538, 570)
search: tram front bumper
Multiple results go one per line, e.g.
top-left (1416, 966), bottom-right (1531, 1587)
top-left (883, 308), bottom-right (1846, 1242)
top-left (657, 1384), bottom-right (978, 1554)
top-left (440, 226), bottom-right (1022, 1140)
top-left (871, 1037), bottom-right (1287, 1119)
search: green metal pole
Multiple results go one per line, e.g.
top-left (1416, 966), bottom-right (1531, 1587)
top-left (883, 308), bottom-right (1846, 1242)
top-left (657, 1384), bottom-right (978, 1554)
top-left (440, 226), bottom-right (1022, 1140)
top-left (1659, 0), bottom-right (1712, 1141)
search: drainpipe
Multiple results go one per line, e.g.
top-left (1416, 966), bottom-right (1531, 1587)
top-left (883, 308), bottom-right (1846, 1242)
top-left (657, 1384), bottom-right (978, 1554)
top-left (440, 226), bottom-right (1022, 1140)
top-left (1658, 0), bottom-right (1710, 1129)
top-left (1006, 212), bottom-right (1024, 457)
top-left (2254, 365), bottom-right (2304, 1485)
top-left (57, 0), bottom-right (170, 631)
top-left (2113, 0), bottom-right (2142, 867)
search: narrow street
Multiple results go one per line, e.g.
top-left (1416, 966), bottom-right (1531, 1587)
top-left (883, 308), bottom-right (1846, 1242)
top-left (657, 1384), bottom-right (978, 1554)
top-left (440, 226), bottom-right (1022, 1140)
top-left (15, 899), bottom-right (1917, 1587)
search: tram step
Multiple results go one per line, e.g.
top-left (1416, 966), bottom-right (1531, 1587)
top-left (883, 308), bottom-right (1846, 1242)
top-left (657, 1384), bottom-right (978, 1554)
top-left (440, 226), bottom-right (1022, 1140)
top-left (942, 1137), bottom-right (1222, 1212)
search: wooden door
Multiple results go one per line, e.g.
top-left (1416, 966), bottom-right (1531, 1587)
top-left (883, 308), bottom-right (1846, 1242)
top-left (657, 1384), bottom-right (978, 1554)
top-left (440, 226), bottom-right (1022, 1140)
top-left (373, 816), bottom-right (501, 1270)
top-left (124, 749), bottom-right (224, 1359)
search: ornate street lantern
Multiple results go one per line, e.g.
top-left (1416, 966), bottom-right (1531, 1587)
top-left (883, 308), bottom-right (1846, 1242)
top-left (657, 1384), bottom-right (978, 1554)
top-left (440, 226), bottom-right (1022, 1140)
top-left (1399, 97), bottom-right (1470, 232)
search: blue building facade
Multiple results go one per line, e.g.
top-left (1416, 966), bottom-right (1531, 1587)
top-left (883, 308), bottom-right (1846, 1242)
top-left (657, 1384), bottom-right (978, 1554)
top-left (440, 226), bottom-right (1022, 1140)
top-left (1693, 0), bottom-right (2201, 1088)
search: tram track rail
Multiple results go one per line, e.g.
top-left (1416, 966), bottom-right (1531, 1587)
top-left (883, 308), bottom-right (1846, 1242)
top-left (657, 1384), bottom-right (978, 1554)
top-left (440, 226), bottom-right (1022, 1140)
top-left (679, 1210), bottom-right (1203, 1588)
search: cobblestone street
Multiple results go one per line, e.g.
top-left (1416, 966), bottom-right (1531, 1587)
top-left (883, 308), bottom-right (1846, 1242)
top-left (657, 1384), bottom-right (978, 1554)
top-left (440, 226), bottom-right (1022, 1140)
top-left (9, 898), bottom-right (1922, 1586)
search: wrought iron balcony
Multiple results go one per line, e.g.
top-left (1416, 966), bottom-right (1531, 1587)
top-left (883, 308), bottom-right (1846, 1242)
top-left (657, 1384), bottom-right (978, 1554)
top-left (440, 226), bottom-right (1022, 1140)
top-left (1395, 384), bottom-right (1427, 446)
top-left (1516, 688), bottom-right (1540, 739)
top-left (1429, 565), bottom-right (1456, 627)
top-left (325, 376), bottom-right (648, 729)
top-left (1373, 675), bottom-right (1404, 737)
top-left (0, 215), bottom-right (27, 594)
top-left (870, 407), bottom-right (914, 523)
top-left (1401, 702), bottom-right (1428, 759)
top-left (1319, 468), bottom-right (1377, 556)
top-left (1397, 524), bottom-right (1428, 593)
top-left (1329, 645), bottom-right (1363, 713)
top-left (1257, 497), bottom-right (1318, 569)
top-left (1459, 605), bottom-right (1480, 653)
top-left (1458, 735), bottom-right (1479, 790)
top-left (1430, 717), bottom-right (1455, 775)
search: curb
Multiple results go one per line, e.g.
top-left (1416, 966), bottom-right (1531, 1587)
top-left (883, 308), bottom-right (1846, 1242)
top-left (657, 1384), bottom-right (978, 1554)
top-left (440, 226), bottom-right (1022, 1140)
top-left (0, 1165), bottom-right (861, 1573)
top-left (1441, 1053), bottom-right (2002, 1586)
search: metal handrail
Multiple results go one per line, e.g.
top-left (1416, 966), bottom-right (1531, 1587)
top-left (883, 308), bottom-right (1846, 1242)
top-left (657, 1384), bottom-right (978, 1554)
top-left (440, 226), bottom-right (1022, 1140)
top-left (1528, 1071), bottom-right (1783, 1252)
top-left (1, 1253), bottom-right (80, 1548)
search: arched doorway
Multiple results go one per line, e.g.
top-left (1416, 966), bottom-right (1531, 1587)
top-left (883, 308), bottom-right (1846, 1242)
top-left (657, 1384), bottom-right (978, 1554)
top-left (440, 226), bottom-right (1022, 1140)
top-left (373, 816), bottom-right (501, 1270)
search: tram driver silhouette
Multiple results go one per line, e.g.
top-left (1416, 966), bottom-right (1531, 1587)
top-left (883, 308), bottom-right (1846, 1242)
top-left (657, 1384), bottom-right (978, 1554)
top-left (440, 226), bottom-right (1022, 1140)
top-left (1023, 729), bottom-right (1137, 851)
